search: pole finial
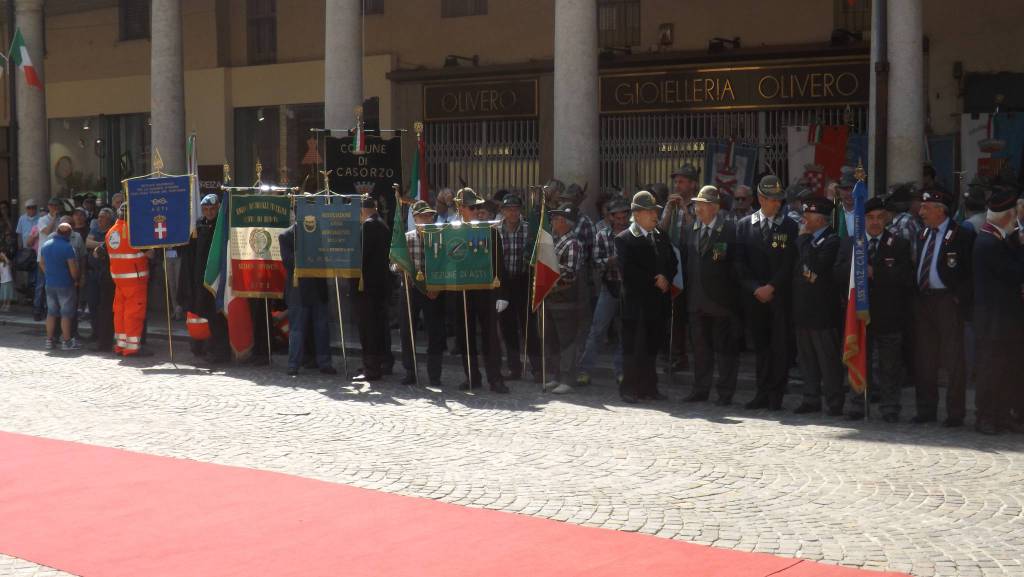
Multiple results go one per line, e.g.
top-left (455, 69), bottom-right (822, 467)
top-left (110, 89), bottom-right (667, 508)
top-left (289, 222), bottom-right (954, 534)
top-left (854, 158), bottom-right (866, 182)
top-left (153, 149), bottom-right (165, 173)
top-left (222, 161), bottom-right (232, 185)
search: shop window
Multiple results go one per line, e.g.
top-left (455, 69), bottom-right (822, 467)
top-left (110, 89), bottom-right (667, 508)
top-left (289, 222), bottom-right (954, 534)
top-left (598, 0), bottom-right (640, 49)
top-left (364, 0), bottom-right (384, 15)
top-left (442, 0), bottom-right (487, 18)
top-left (234, 104), bottom-right (326, 190)
top-left (248, 0), bottom-right (277, 65)
top-left (834, 0), bottom-right (871, 34)
top-left (119, 0), bottom-right (150, 41)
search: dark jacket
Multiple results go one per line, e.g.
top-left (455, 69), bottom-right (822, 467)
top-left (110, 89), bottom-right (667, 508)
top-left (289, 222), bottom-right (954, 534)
top-left (615, 223), bottom-right (677, 322)
top-left (177, 217), bottom-right (218, 318)
top-left (279, 225), bottom-right (329, 305)
top-left (734, 212), bottom-right (799, 301)
top-left (915, 218), bottom-right (975, 312)
top-left (358, 212), bottom-right (392, 296)
top-left (834, 230), bottom-right (915, 335)
top-left (791, 227), bottom-right (841, 330)
top-left (972, 225), bottom-right (1024, 340)
top-left (683, 217), bottom-right (739, 316)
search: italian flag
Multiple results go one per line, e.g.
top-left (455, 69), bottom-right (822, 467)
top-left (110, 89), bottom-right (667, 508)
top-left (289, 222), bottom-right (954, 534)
top-left (530, 198), bottom-right (559, 311)
top-left (352, 116), bottom-right (365, 154)
top-left (842, 179), bottom-right (870, 393)
top-left (405, 128), bottom-right (430, 231)
top-left (10, 29), bottom-right (41, 90)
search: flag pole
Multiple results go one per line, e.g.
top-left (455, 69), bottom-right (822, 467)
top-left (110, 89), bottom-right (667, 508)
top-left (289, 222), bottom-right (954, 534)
top-left (163, 249), bottom-right (174, 363)
top-left (540, 300), bottom-right (546, 389)
top-left (403, 272), bottom-right (420, 386)
top-left (462, 291), bottom-right (473, 390)
top-left (264, 298), bottom-right (272, 367)
top-left (334, 278), bottom-right (349, 378)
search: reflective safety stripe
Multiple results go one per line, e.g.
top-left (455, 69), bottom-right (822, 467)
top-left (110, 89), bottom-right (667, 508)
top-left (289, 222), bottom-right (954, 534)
top-left (186, 317), bottom-right (208, 325)
top-left (111, 271), bottom-right (150, 279)
top-left (109, 252), bottom-right (146, 260)
top-left (121, 342), bottom-right (140, 351)
top-left (124, 336), bottom-right (141, 343)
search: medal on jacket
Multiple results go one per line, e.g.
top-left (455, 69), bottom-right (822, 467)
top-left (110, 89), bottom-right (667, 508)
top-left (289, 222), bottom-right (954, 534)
top-left (946, 251), bottom-right (958, 269)
top-left (712, 242), bottom-right (726, 262)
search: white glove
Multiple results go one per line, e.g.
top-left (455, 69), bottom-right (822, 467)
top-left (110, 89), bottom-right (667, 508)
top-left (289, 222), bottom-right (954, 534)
top-left (495, 299), bottom-right (509, 313)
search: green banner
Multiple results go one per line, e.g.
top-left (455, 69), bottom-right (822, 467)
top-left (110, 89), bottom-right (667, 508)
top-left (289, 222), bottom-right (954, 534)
top-left (294, 196), bottom-right (362, 279)
top-left (421, 221), bottom-right (499, 291)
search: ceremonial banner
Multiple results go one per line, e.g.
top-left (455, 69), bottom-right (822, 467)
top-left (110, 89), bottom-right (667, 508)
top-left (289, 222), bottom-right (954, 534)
top-left (326, 133), bottom-right (403, 223)
top-left (702, 140), bottom-right (758, 195)
top-left (124, 175), bottom-right (192, 249)
top-left (229, 194), bottom-right (290, 298)
top-left (842, 177), bottom-right (870, 393)
top-left (420, 221), bottom-right (498, 291)
top-left (294, 196), bottom-right (362, 279)
top-left (204, 196), bottom-right (254, 359)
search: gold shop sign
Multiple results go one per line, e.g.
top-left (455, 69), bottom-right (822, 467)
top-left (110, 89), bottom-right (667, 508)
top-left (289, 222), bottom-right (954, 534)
top-left (600, 58), bottom-right (869, 113)
top-left (424, 79), bottom-right (538, 121)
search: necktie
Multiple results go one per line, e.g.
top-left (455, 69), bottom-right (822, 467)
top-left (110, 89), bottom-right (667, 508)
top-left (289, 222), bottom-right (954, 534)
top-left (869, 238), bottom-right (878, 264)
top-left (918, 229), bottom-right (937, 289)
top-left (699, 227), bottom-right (711, 255)
top-left (761, 219), bottom-right (772, 242)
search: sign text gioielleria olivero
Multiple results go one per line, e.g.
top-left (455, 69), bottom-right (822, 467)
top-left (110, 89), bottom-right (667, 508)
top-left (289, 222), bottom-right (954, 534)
top-left (600, 59), bottom-right (869, 113)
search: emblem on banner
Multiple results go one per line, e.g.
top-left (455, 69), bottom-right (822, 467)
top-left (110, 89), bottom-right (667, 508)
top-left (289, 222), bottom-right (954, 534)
top-left (153, 215), bottom-right (168, 240)
top-left (248, 228), bottom-right (273, 259)
top-left (303, 215), bottom-right (317, 233)
top-left (354, 181), bottom-right (375, 196)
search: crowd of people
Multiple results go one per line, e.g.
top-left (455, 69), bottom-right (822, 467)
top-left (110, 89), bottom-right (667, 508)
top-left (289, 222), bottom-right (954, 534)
top-left (5, 161), bottom-right (1023, 436)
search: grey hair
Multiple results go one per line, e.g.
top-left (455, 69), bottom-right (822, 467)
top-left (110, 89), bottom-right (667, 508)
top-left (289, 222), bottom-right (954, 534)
top-left (98, 207), bottom-right (115, 219)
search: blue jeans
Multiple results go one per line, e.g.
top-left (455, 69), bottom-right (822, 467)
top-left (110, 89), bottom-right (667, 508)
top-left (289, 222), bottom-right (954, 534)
top-left (287, 290), bottom-right (332, 370)
top-left (46, 285), bottom-right (77, 318)
top-left (577, 285), bottom-right (623, 375)
top-left (34, 267), bottom-right (46, 316)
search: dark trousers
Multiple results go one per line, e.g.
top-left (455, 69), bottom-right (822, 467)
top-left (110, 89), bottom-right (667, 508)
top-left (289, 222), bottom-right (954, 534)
top-left (498, 275), bottom-right (540, 376)
top-left (670, 296), bottom-right (688, 364)
top-left (458, 289), bottom-right (502, 385)
top-left (543, 297), bottom-right (579, 383)
top-left (93, 279), bottom-right (115, 351)
top-left (400, 287), bottom-right (446, 381)
top-left (621, 314), bottom-right (664, 399)
top-left (795, 326), bottom-right (845, 410)
top-left (189, 313), bottom-right (231, 362)
top-left (690, 310), bottom-right (740, 400)
top-left (747, 299), bottom-right (791, 403)
top-left (287, 293), bottom-right (332, 371)
top-left (355, 290), bottom-right (390, 374)
top-left (976, 336), bottom-right (1017, 424)
top-left (913, 292), bottom-right (966, 420)
top-left (848, 330), bottom-right (904, 416)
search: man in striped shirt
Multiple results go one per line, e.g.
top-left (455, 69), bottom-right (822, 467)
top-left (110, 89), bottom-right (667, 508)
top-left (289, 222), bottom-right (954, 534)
top-left (399, 201), bottom-right (447, 387)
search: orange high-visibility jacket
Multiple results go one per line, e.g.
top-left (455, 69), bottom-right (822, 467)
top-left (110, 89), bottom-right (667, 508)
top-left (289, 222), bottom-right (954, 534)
top-left (105, 219), bottom-right (149, 283)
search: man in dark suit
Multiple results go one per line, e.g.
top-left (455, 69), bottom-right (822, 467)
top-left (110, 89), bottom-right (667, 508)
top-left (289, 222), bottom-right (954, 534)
top-left (454, 187), bottom-right (509, 393)
top-left (616, 191), bottom-right (677, 403)
top-left (972, 184), bottom-right (1024, 434)
top-left (835, 196), bottom-right (916, 422)
top-left (279, 222), bottom-right (336, 377)
top-left (177, 194), bottom-right (230, 364)
top-left (912, 188), bottom-right (975, 427)
top-left (791, 197), bottom-right (844, 415)
top-left (682, 185), bottom-right (740, 405)
top-left (352, 195), bottom-right (392, 380)
top-left (734, 175), bottom-right (799, 410)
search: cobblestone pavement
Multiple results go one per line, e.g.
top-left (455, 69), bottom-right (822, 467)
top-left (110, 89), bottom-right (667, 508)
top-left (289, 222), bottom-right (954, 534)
top-left (1, 327), bottom-right (1022, 577)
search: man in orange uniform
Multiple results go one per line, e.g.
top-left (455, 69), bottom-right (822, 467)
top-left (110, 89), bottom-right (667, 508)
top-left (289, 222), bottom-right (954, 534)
top-left (105, 206), bottom-right (151, 357)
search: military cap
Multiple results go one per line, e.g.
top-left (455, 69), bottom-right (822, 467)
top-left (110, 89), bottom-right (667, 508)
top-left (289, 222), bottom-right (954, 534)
top-left (756, 175), bottom-right (785, 200)
top-left (920, 187), bottom-right (952, 206)
top-left (864, 196), bottom-right (886, 213)
top-left (501, 194), bottom-right (523, 208)
top-left (785, 182), bottom-right (810, 202)
top-left (361, 195), bottom-right (378, 209)
top-left (647, 182), bottom-right (670, 205)
top-left (670, 164), bottom-right (700, 181)
top-left (411, 200), bottom-right (436, 215)
top-left (801, 197), bottom-right (834, 217)
top-left (838, 172), bottom-right (858, 189)
top-left (631, 190), bottom-right (662, 211)
top-left (548, 203), bottom-right (578, 222)
top-left (692, 185), bottom-right (721, 205)
top-left (454, 187), bottom-right (485, 207)
top-left (887, 182), bottom-right (921, 204)
top-left (987, 185), bottom-right (1019, 212)
top-left (606, 197), bottom-right (630, 213)
top-left (560, 182), bottom-right (586, 200)
top-left (200, 193), bottom-right (220, 206)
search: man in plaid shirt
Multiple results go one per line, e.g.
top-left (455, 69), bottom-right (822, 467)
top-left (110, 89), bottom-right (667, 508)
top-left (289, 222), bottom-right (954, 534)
top-left (576, 197), bottom-right (629, 386)
top-left (542, 204), bottom-right (583, 394)
top-left (398, 201), bottom-right (447, 387)
top-left (497, 194), bottom-right (539, 381)
top-left (557, 183), bottom-right (596, 367)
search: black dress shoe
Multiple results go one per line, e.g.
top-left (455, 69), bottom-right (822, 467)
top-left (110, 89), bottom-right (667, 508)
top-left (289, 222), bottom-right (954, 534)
top-left (458, 381), bottom-right (481, 391)
top-left (429, 379), bottom-right (442, 388)
top-left (768, 398), bottom-right (785, 411)
top-left (910, 414), bottom-right (936, 424)
top-left (489, 382), bottom-right (510, 394)
top-left (319, 366), bottom-right (338, 375)
top-left (975, 419), bottom-right (999, 435)
top-left (714, 397), bottom-right (732, 407)
top-left (943, 417), bottom-right (963, 428)
top-left (882, 414), bottom-right (899, 424)
top-left (793, 403), bottom-right (821, 415)
top-left (286, 367), bottom-right (299, 376)
top-left (745, 397), bottom-right (769, 410)
top-left (682, 392), bottom-right (709, 403)
top-left (400, 373), bottom-right (417, 386)
top-left (620, 393), bottom-right (638, 404)
top-left (847, 412), bottom-right (865, 421)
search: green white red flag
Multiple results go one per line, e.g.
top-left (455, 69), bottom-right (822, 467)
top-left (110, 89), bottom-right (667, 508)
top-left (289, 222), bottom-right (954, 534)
top-left (9, 28), bottom-right (42, 90)
top-left (530, 197), bottom-right (559, 311)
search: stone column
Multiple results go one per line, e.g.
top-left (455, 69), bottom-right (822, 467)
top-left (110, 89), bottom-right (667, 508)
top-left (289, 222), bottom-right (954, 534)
top-left (886, 0), bottom-right (924, 186)
top-left (14, 0), bottom-right (48, 205)
top-left (553, 0), bottom-right (599, 214)
top-left (325, 0), bottom-right (362, 130)
top-left (151, 0), bottom-right (186, 173)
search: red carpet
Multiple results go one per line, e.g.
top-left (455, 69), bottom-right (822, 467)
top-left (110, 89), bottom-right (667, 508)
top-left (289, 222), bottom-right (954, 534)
top-left (0, 432), bottom-right (906, 577)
